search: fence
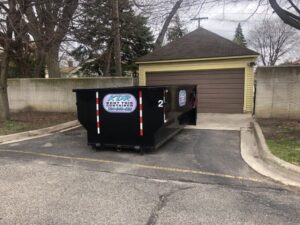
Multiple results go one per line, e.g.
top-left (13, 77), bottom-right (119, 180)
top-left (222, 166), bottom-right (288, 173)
top-left (255, 66), bottom-right (300, 119)
top-left (8, 77), bottom-right (134, 112)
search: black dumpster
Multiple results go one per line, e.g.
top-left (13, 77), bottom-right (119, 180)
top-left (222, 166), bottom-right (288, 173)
top-left (73, 85), bottom-right (197, 151)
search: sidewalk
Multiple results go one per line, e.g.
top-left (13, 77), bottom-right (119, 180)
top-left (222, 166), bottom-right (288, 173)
top-left (186, 113), bottom-right (252, 131)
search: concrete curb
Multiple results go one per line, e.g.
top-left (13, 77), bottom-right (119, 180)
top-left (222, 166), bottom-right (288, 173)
top-left (0, 120), bottom-right (81, 144)
top-left (252, 121), bottom-right (300, 174)
top-left (241, 121), bottom-right (300, 188)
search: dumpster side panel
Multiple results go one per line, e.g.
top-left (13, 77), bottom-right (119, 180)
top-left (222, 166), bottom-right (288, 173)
top-left (74, 85), bottom-right (197, 151)
top-left (140, 88), bottom-right (165, 148)
top-left (75, 91), bottom-right (97, 131)
top-left (152, 85), bottom-right (197, 148)
top-left (94, 89), bottom-right (141, 147)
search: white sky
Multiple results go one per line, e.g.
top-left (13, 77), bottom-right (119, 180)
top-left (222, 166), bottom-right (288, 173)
top-left (175, 1), bottom-right (300, 62)
top-left (180, 1), bottom-right (271, 39)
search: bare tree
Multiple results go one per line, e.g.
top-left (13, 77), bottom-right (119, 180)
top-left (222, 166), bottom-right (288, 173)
top-left (112, 0), bottom-right (122, 75)
top-left (249, 18), bottom-right (299, 66)
top-left (22, 0), bottom-right (78, 77)
top-left (154, 0), bottom-right (183, 48)
top-left (0, 0), bottom-right (30, 120)
top-left (133, 0), bottom-right (253, 49)
top-left (133, 0), bottom-right (192, 48)
top-left (269, 0), bottom-right (300, 30)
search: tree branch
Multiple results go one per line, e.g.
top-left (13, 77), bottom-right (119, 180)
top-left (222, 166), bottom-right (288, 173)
top-left (0, 2), bottom-right (9, 13)
top-left (287, 0), bottom-right (300, 15)
top-left (154, 0), bottom-right (183, 49)
top-left (269, 0), bottom-right (300, 30)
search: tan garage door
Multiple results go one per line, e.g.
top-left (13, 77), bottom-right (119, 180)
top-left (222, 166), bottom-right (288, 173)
top-left (146, 69), bottom-right (245, 113)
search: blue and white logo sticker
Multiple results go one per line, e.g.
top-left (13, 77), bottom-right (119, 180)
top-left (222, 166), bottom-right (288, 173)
top-left (103, 94), bottom-right (137, 113)
top-left (178, 90), bottom-right (187, 107)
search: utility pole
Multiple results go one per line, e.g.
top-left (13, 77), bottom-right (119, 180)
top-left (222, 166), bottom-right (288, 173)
top-left (191, 17), bottom-right (208, 28)
top-left (112, 0), bottom-right (122, 76)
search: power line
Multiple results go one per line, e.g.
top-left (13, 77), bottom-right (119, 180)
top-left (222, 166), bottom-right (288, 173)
top-left (190, 17), bottom-right (208, 28)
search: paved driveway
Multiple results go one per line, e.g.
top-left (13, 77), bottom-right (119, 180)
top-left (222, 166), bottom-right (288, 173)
top-left (0, 128), bottom-right (299, 225)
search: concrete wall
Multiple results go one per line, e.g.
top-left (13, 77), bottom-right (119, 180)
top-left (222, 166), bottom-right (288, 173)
top-left (256, 66), bottom-right (300, 119)
top-left (8, 77), bottom-right (134, 112)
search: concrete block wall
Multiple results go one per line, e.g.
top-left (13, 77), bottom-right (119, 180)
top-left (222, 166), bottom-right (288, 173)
top-left (8, 77), bottom-right (134, 112)
top-left (256, 66), bottom-right (300, 119)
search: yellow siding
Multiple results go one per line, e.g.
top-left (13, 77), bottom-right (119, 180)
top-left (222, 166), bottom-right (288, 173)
top-left (138, 57), bottom-right (257, 113)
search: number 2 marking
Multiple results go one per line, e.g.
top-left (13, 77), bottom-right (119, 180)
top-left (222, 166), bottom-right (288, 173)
top-left (158, 100), bottom-right (163, 108)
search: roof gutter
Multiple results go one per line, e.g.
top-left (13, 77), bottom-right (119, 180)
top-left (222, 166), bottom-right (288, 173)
top-left (136, 55), bottom-right (259, 65)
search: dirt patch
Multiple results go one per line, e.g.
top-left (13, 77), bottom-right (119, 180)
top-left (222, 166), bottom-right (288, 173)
top-left (257, 119), bottom-right (300, 140)
top-left (10, 111), bottom-right (76, 124)
top-left (258, 119), bottom-right (300, 166)
top-left (0, 111), bottom-right (77, 135)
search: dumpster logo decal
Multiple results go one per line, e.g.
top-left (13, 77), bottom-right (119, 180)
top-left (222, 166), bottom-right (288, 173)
top-left (103, 94), bottom-right (137, 113)
top-left (178, 90), bottom-right (187, 107)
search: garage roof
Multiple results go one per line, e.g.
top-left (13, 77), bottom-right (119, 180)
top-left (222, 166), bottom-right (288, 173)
top-left (137, 28), bottom-right (258, 62)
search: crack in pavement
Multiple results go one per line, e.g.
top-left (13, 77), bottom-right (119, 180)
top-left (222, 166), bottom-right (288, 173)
top-left (145, 187), bottom-right (193, 225)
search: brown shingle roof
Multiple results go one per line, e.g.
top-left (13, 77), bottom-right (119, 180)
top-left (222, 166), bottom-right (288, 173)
top-left (137, 27), bottom-right (258, 62)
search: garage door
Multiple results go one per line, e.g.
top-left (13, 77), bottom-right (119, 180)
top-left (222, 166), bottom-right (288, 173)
top-left (146, 69), bottom-right (245, 113)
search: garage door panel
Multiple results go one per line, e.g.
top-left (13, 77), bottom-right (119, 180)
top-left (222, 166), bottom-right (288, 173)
top-left (148, 74), bottom-right (245, 80)
top-left (200, 108), bottom-right (244, 113)
top-left (198, 93), bottom-right (244, 99)
top-left (193, 79), bottom-right (244, 84)
top-left (148, 80), bottom-right (195, 85)
top-left (198, 102), bottom-right (244, 108)
top-left (148, 79), bottom-right (244, 86)
top-left (198, 98), bottom-right (244, 104)
top-left (200, 107), bottom-right (244, 113)
top-left (197, 88), bottom-right (244, 94)
top-left (148, 69), bottom-right (243, 76)
top-left (197, 83), bottom-right (244, 89)
top-left (146, 69), bottom-right (245, 113)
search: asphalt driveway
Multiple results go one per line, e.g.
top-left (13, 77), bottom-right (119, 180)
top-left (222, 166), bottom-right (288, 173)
top-left (0, 128), bottom-right (299, 225)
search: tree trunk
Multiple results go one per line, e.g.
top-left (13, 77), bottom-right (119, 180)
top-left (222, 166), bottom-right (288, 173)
top-left (45, 45), bottom-right (61, 78)
top-left (104, 45), bottom-right (112, 76)
top-left (16, 58), bottom-right (32, 78)
top-left (154, 0), bottom-right (183, 49)
top-left (0, 49), bottom-right (10, 121)
top-left (112, 0), bottom-right (122, 76)
top-left (33, 50), bottom-right (46, 78)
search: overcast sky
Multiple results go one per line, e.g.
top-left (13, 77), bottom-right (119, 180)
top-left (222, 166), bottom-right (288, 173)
top-left (180, 1), bottom-right (271, 39)
top-left (173, 1), bottom-right (300, 62)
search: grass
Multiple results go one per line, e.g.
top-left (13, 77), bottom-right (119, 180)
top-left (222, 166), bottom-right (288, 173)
top-left (0, 111), bottom-right (77, 136)
top-left (258, 119), bottom-right (300, 167)
top-left (267, 139), bottom-right (300, 166)
top-left (0, 120), bottom-right (34, 135)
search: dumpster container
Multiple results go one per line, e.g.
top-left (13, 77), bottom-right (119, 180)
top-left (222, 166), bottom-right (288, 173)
top-left (73, 85), bottom-right (197, 151)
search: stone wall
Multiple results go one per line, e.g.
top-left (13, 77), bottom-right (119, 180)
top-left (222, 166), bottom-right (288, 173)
top-left (256, 66), bottom-right (300, 119)
top-left (8, 77), bottom-right (133, 112)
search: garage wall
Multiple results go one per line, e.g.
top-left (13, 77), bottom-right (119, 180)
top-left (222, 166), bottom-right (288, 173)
top-left (138, 56), bottom-right (256, 113)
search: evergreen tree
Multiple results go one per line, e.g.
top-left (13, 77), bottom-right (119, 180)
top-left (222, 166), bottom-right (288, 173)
top-left (233, 23), bottom-right (247, 48)
top-left (71, 0), bottom-right (154, 76)
top-left (167, 15), bottom-right (187, 42)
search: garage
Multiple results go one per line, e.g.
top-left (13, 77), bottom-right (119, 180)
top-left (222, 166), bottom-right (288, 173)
top-left (137, 28), bottom-right (259, 113)
top-left (146, 69), bottom-right (245, 113)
